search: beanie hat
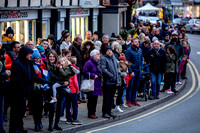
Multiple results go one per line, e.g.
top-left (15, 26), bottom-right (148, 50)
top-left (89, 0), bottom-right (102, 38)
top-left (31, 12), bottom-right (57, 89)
top-left (152, 36), bottom-right (158, 42)
top-left (119, 55), bottom-right (126, 62)
top-left (172, 31), bottom-right (178, 36)
top-left (37, 45), bottom-right (45, 53)
top-left (104, 46), bottom-right (112, 53)
top-left (19, 46), bottom-right (33, 60)
top-left (32, 49), bottom-right (41, 59)
top-left (6, 27), bottom-right (14, 35)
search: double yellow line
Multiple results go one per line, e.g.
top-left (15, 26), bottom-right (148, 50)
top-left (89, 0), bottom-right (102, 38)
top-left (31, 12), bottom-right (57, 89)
top-left (86, 60), bottom-right (200, 133)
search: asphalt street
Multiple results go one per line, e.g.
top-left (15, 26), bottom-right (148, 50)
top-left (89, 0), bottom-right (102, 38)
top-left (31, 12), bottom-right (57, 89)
top-left (78, 33), bottom-right (200, 133)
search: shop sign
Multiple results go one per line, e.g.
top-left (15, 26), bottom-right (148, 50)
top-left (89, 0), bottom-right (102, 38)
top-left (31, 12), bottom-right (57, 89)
top-left (171, 2), bottom-right (183, 6)
top-left (79, 0), bottom-right (99, 7)
top-left (0, 10), bottom-right (37, 22)
top-left (70, 9), bottom-right (89, 16)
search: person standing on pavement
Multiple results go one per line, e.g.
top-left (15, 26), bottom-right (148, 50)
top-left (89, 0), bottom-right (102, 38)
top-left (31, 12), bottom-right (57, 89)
top-left (146, 40), bottom-right (167, 99)
top-left (165, 32), bottom-right (184, 83)
top-left (83, 49), bottom-right (102, 119)
top-left (100, 46), bottom-right (121, 118)
top-left (69, 35), bottom-right (86, 103)
top-left (125, 38), bottom-right (143, 107)
top-left (3, 41), bottom-right (20, 123)
top-left (9, 46), bottom-right (49, 133)
top-left (0, 48), bottom-right (11, 133)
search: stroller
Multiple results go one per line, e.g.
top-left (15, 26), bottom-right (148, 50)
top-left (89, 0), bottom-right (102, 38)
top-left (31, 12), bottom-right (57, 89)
top-left (137, 75), bottom-right (151, 101)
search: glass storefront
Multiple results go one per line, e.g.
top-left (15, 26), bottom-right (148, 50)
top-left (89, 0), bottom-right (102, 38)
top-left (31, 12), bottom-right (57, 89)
top-left (70, 17), bottom-right (88, 41)
top-left (1, 20), bottom-right (36, 45)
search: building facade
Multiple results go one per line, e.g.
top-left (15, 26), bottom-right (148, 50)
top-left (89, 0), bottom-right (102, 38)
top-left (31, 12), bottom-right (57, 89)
top-left (0, 0), bottom-right (102, 43)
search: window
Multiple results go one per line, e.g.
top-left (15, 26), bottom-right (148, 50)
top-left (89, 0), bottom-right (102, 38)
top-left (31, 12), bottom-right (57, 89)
top-left (1, 20), bottom-right (36, 45)
top-left (70, 17), bottom-right (88, 41)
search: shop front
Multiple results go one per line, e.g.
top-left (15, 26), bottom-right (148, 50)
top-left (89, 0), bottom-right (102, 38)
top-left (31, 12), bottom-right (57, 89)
top-left (70, 9), bottom-right (90, 41)
top-left (0, 10), bottom-right (38, 45)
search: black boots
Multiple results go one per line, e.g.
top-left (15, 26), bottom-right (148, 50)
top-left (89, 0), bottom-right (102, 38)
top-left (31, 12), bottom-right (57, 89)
top-left (54, 123), bottom-right (62, 130)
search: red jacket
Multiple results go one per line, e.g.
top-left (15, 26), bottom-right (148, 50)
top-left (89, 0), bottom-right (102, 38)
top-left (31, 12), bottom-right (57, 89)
top-left (68, 74), bottom-right (79, 93)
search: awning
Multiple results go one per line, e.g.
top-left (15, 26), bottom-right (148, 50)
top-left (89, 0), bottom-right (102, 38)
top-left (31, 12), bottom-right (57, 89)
top-left (136, 3), bottom-right (161, 11)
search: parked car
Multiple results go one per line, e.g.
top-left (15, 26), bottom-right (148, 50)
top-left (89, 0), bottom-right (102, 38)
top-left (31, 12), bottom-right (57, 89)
top-left (172, 18), bottom-right (181, 25)
top-left (180, 19), bottom-right (189, 26)
top-left (185, 19), bottom-right (200, 34)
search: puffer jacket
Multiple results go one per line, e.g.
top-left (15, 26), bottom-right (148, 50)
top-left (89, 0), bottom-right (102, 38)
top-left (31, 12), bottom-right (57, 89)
top-left (125, 46), bottom-right (143, 73)
top-left (1, 34), bottom-right (15, 44)
top-left (100, 54), bottom-right (121, 86)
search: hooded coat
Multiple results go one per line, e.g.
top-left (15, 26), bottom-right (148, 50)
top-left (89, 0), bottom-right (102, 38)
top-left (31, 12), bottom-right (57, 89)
top-left (10, 46), bottom-right (48, 99)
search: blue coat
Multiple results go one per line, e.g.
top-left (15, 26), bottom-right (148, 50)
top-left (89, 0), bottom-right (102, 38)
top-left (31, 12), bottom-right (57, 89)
top-left (125, 46), bottom-right (143, 73)
top-left (83, 57), bottom-right (102, 96)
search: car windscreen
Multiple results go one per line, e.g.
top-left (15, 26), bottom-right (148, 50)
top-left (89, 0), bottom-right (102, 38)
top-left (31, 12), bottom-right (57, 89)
top-left (195, 20), bottom-right (200, 24)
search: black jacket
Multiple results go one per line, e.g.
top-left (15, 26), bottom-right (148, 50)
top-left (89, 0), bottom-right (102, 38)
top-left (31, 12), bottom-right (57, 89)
top-left (10, 46), bottom-right (48, 99)
top-left (0, 60), bottom-right (8, 95)
top-left (165, 40), bottom-right (184, 60)
top-left (146, 48), bottom-right (167, 74)
top-left (69, 42), bottom-right (83, 70)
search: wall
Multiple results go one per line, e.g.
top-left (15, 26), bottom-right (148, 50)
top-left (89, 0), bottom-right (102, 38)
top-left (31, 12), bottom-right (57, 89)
top-left (103, 13), bottom-right (119, 36)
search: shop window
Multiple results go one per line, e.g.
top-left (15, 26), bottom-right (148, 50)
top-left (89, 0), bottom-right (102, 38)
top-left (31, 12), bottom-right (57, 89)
top-left (70, 17), bottom-right (88, 41)
top-left (1, 20), bottom-right (35, 45)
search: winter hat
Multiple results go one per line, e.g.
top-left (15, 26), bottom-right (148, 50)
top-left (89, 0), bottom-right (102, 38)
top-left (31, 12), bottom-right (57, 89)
top-left (104, 46), bottom-right (112, 53)
top-left (37, 45), bottom-right (45, 53)
top-left (172, 31), bottom-right (178, 36)
top-left (19, 46), bottom-right (33, 60)
top-left (32, 49), bottom-right (41, 59)
top-left (152, 36), bottom-right (158, 42)
top-left (6, 27), bottom-right (14, 35)
top-left (119, 55), bottom-right (126, 62)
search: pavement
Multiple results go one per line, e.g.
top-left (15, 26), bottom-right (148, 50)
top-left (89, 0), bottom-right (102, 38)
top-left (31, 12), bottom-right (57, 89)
top-left (3, 80), bottom-right (186, 133)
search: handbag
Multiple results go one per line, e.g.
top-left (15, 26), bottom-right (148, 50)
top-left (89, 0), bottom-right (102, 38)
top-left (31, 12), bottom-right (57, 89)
top-left (80, 72), bottom-right (94, 92)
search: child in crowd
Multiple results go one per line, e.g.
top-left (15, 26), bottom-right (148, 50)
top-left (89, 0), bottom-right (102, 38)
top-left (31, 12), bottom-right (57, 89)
top-left (50, 57), bottom-right (78, 103)
top-left (32, 49), bottom-right (50, 131)
top-left (118, 55), bottom-right (132, 109)
top-left (37, 45), bottom-right (47, 61)
top-left (65, 56), bottom-right (82, 125)
top-left (137, 58), bottom-right (150, 97)
top-left (164, 46), bottom-right (178, 93)
top-left (179, 55), bottom-right (188, 82)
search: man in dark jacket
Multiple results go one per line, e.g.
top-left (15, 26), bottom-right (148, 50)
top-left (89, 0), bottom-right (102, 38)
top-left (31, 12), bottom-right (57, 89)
top-left (165, 32), bottom-right (184, 61)
top-left (125, 38), bottom-right (143, 107)
top-left (68, 35), bottom-right (86, 103)
top-left (146, 40), bottom-right (167, 99)
top-left (139, 40), bottom-right (151, 60)
top-left (0, 49), bottom-right (11, 133)
top-left (9, 46), bottom-right (49, 133)
top-left (69, 35), bottom-right (83, 71)
top-left (100, 46), bottom-right (121, 118)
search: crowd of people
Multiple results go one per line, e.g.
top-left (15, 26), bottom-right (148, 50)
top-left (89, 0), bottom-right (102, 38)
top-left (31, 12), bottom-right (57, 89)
top-left (0, 18), bottom-right (190, 133)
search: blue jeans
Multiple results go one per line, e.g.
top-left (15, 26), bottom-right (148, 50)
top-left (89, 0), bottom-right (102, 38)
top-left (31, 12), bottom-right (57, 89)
top-left (66, 93), bottom-right (78, 121)
top-left (126, 71), bottom-right (141, 102)
top-left (0, 96), bottom-right (4, 131)
top-left (151, 73), bottom-right (162, 96)
top-left (121, 87), bottom-right (127, 104)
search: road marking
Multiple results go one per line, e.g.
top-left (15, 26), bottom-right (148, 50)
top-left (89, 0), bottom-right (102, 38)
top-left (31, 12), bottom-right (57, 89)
top-left (86, 61), bottom-right (199, 133)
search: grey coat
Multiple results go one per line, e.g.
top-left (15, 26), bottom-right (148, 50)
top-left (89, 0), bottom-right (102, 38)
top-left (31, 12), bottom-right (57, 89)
top-left (100, 54), bottom-right (121, 86)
